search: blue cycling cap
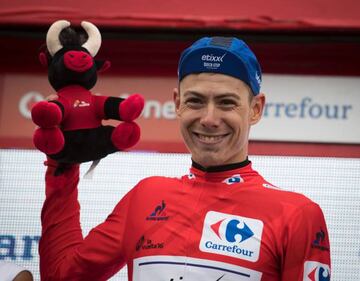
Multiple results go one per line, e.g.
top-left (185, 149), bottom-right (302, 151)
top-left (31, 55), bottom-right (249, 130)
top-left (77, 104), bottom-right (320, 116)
top-left (178, 37), bottom-right (262, 95)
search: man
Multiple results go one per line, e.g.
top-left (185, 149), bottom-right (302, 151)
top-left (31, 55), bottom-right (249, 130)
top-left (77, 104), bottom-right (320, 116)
top-left (39, 37), bottom-right (331, 280)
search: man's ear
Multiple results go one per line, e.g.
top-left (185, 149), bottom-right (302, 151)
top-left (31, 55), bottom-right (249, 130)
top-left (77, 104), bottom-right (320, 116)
top-left (250, 93), bottom-right (265, 125)
top-left (173, 87), bottom-right (181, 115)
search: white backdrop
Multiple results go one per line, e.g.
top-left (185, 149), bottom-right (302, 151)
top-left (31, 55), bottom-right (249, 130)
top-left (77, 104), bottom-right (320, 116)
top-left (0, 149), bottom-right (359, 280)
top-left (251, 75), bottom-right (360, 143)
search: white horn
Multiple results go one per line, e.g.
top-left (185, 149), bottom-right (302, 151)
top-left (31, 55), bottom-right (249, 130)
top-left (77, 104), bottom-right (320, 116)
top-left (46, 20), bottom-right (71, 56)
top-left (81, 21), bottom-right (102, 57)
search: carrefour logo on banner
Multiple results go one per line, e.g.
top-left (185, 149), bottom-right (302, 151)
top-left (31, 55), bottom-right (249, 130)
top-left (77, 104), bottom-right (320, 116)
top-left (303, 261), bottom-right (330, 281)
top-left (199, 211), bottom-right (263, 262)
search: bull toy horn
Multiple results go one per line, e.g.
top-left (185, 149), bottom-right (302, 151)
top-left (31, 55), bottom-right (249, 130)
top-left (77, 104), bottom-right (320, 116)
top-left (81, 21), bottom-right (102, 57)
top-left (46, 20), bottom-right (71, 56)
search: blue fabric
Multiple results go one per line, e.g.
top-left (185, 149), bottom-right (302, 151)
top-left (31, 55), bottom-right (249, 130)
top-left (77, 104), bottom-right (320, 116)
top-left (178, 37), bottom-right (262, 95)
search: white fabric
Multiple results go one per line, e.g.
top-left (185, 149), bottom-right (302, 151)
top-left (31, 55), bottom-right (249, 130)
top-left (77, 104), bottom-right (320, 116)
top-left (0, 262), bottom-right (27, 281)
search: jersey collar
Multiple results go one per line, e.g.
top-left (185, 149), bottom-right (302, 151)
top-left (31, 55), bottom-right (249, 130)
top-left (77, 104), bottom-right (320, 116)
top-left (191, 158), bottom-right (250, 172)
top-left (189, 158), bottom-right (257, 183)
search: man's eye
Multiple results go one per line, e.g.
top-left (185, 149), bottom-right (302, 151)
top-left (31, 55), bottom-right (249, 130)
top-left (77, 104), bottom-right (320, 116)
top-left (220, 99), bottom-right (237, 106)
top-left (185, 98), bottom-right (203, 105)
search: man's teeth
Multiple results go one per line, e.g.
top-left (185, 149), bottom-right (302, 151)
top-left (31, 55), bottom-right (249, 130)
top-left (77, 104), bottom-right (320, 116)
top-left (197, 134), bottom-right (224, 142)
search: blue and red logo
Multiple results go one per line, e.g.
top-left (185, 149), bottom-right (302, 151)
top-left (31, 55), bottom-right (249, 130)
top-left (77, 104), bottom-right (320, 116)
top-left (222, 174), bottom-right (243, 185)
top-left (303, 261), bottom-right (330, 281)
top-left (199, 211), bottom-right (263, 262)
top-left (211, 219), bottom-right (254, 243)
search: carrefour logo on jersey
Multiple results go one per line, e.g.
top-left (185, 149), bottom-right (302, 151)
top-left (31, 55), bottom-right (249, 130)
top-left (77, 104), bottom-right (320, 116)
top-left (199, 211), bottom-right (263, 262)
top-left (303, 261), bottom-right (330, 281)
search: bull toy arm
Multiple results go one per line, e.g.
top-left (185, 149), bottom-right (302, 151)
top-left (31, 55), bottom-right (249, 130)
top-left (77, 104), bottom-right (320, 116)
top-left (94, 94), bottom-right (144, 122)
top-left (31, 100), bottom-right (63, 128)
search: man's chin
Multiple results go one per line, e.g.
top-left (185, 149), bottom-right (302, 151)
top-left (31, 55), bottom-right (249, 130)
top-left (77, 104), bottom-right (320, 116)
top-left (194, 153), bottom-right (223, 168)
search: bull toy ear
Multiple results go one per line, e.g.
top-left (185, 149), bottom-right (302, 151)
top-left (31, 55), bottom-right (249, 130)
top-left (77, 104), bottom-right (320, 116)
top-left (96, 60), bottom-right (111, 73)
top-left (39, 52), bottom-right (48, 67)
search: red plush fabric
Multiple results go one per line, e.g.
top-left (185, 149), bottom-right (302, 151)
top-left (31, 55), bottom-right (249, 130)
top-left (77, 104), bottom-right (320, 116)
top-left (56, 85), bottom-right (105, 131)
top-left (33, 127), bottom-right (65, 155)
top-left (111, 122), bottom-right (140, 150)
top-left (31, 101), bottom-right (62, 128)
top-left (119, 94), bottom-right (144, 122)
top-left (64, 51), bottom-right (94, 73)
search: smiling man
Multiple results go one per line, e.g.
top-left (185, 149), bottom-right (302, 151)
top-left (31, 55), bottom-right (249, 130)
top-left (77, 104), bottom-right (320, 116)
top-left (175, 73), bottom-right (263, 167)
top-left (40, 37), bottom-right (331, 281)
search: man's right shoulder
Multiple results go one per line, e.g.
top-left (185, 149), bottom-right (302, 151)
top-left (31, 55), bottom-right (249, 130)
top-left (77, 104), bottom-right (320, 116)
top-left (136, 175), bottom-right (182, 187)
top-left (128, 175), bottom-right (183, 202)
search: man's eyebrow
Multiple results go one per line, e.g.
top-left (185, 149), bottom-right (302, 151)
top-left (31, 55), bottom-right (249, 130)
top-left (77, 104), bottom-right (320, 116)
top-left (183, 92), bottom-right (241, 100)
top-left (215, 93), bottom-right (241, 100)
top-left (183, 91), bottom-right (203, 98)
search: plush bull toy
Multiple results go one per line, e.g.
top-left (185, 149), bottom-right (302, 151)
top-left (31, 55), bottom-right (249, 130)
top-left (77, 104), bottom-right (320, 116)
top-left (31, 20), bottom-right (144, 164)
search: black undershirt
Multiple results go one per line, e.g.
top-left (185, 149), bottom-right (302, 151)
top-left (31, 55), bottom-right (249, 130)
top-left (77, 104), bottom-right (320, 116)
top-left (191, 157), bottom-right (250, 173)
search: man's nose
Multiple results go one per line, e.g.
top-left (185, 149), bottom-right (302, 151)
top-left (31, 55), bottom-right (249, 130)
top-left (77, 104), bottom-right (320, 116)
top-left (199, 103), bottom-right (220, 127)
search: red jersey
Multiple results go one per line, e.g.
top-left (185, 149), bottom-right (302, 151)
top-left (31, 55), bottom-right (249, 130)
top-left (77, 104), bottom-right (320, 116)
top-left (39, 160), bottom-right (331, 281)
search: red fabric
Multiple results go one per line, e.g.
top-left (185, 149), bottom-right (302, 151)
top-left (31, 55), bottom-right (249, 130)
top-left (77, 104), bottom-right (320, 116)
top-left (56, 85), bottom-right (107, 130)
top-left (1, 37), bottom-right (360, 77)
top-left (31, 101), bottom-right (62, 128)
top-left (0, 0), bottom-right (359, 31)
top-left (39, 161), bottom-right (331, 280)
top-left (63, 51), bottom-right (94, 73)
top-left (111, 122), bottom-right (140, 150)
top-left (119, 94), bottom-right (145, 122)
top-left (33, 127), bottom-right (64, 155)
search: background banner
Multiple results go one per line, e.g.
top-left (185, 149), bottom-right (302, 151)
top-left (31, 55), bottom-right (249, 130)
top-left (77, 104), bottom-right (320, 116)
top-left (0, 74), bottom-right (359, 151)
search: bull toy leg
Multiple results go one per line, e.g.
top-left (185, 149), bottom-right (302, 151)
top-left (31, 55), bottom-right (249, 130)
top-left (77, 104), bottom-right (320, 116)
top-left (33, 127), bottom-right (65, 155)
top-left (111, 122), bottom-right (140, 150)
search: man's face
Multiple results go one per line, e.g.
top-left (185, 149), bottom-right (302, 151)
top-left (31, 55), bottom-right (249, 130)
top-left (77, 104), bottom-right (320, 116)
top-left (174, 73), bottom-right (265, 168)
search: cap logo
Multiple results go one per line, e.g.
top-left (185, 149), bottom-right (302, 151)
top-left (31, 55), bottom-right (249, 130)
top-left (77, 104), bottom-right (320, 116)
top-left (201, 53), bottom-right (226, 70)
top-left (201, 53), bottom-right (226, 62)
